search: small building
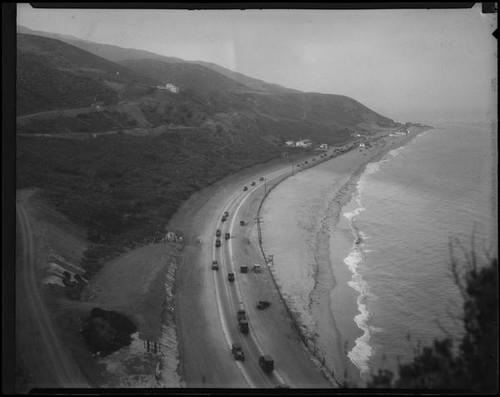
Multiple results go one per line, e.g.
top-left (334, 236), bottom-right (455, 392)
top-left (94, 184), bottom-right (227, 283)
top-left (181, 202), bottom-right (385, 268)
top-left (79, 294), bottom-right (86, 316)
top-left (296, 139), bottom-right (312, 148)
top-left (285, 141), bottom-right (295, 147)
top-left (156, 83), bottom-right (180, 93)
top-left (319, 143), bottom-right (328, 149)
top-left (359, 142), bottom-right (366, 148)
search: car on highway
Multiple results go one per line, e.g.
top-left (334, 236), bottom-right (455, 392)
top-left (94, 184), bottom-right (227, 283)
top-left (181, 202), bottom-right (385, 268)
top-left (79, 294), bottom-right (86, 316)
top-left (231, 343), bottom-right (245, 361)
top-left (221, 215), bottom-right (227, 222)
top-left (240, 220), bottom-right (245, 226)
top-left (225, 232), bottom-right (230, 240)
top-left (224, 211), bottom-right (229, 217)
top-left (259, 177), bottom-right (264, 181)
top-left (243, 186), bottom-right (248, 191)
top-left (257, 300), bottom-right (271, 310)
top-left (228, 272), bottom-right (235, 282)
top-left (215, 239), bottom-right (221, 248)
top-left (238, 318), bottom-right (249, 334)
top-left (251, 181), bottom-right (256, 186)
top-left (211, 260), bottom-right (219, 270)
top-left (216, 229), bottom-right (221, 237)
top-left (237, 308), bottom-right (246, 319)
top-left (259, 355), bottom-right (274, 372)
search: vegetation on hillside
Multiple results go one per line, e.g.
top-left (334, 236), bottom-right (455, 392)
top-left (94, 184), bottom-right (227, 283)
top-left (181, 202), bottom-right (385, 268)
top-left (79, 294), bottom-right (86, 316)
top-left (18, 110), bottom-right (141, 134)
top-left (17, 132), bottom-right (282, 277)
top-left (81, 307), bottom-right (137, 356)
top-left (16, 34), bottom-right (158, 116)
top-left (368, 250), bottom-right (498, 393)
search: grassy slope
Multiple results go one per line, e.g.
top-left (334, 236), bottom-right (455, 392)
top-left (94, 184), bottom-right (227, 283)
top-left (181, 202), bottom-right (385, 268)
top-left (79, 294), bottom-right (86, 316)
top-left (16, 34), bottom-right (158, 116)
top-left (17, 131), bottom-right (281, 273)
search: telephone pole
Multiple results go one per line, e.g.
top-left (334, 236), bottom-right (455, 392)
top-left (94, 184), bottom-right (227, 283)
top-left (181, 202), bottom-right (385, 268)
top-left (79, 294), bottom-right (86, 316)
top-left (254, 216), bottom-right (263, 245)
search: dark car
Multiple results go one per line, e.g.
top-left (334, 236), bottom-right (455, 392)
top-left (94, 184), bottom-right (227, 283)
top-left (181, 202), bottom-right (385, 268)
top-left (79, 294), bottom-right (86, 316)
top-left (225, 232), bottom-right (230, 240)
top-left (257, 300), bottom-right (271, 310)
top-left (243, 186), bottom-right (248, 191)
top-left (231, 343), bottom-right (245, 361)
top-left (259, 355), bottom-right (274, 372)
top-left (216, 229), bottom-right (221, 237)
top-left (215, 239), bottom-right (221, 247)
top-left (251, 181), bottom-right (256, 186)
top-left (224, 211), bottom-right (229, 217)
top-left (228, 272), bottom-right (235, 282)
top-left (240, 220), bottom-right (245, 226)
top-left (211, 260), bottom-right (219, 270)
top-left (221, 215), bottom-right (227, 222)
top-left (259, 177), bottom-right (264, 181)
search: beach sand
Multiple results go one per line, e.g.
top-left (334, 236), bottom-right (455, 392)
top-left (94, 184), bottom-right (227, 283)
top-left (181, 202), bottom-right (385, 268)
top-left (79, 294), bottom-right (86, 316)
top-left (260, 129), bottom-right (427, 386)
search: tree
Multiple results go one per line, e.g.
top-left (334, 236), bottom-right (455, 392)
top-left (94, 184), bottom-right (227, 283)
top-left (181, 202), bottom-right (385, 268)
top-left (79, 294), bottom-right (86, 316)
top-left (368, 252), bottom-right (498, 393)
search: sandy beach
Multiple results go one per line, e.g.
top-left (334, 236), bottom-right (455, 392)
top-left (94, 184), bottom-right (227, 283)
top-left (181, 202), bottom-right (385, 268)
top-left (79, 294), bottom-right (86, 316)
top-left (259, 128), bottom-right (428, 386)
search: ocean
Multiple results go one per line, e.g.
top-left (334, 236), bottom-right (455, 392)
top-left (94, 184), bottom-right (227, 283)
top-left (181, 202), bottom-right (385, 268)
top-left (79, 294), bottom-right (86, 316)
top-left (260, 119), bottom-right (497, 386)
top-left (343, 120), bottom-right (497, 379)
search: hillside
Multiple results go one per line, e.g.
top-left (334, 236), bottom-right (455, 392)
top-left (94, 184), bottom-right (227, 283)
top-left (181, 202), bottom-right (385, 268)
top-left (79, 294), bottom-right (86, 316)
top-left (16, 30), bottom-right (399, 272)
top-left (17, 33), bottom-right (158, 115)
top-left (119, 59), bottom-right (249, 94)
top-left (17, 25), bottom-right (187, 64)
top-left (17, 25), bottom-right (303, 94)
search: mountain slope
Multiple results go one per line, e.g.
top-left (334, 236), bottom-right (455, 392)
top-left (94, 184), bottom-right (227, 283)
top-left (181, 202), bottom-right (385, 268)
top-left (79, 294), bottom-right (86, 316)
top-left (119, 57), bottom-right (394, 131)
top-left (17, 25), bottom-right (186, 64)
top-left (17, 30), bottom-right (395, 142)
top-left (17, 33), bottom-right (158, 115)
top-left (119, 59), bottom-right (249, 94)
top-left (17, 25), bottom-right (297, 94)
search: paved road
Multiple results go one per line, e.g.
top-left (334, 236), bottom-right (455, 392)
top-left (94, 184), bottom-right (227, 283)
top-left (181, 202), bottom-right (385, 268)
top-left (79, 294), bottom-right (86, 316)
top-left (16, 202), bottom-right (90, 389)
top-left (174, 150), bottom-right (338, 388)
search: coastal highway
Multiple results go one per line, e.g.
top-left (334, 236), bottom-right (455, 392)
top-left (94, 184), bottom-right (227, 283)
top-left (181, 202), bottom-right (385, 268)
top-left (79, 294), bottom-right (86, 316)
top-left (16, 201), bottom-right (90, 389)
top-left (174, 150), bottom-right (338, 388)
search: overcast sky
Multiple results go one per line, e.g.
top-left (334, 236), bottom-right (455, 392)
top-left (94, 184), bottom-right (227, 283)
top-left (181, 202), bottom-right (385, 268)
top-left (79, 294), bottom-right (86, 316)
top-left (17, 4), bottom-right (497, 123)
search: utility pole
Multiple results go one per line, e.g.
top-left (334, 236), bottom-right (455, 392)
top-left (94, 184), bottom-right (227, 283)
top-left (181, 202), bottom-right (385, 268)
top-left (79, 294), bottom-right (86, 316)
top-left (254, 216), bottom-right (263, 245)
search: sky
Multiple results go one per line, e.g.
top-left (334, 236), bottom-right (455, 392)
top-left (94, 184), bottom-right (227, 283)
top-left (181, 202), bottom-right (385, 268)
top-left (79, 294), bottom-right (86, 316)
top-left (17, 4), bottom-right (497, 123)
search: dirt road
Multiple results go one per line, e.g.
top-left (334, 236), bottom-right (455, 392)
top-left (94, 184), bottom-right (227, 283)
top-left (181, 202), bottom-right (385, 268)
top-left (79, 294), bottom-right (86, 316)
top-left (16, 200), bottom-right (90, 389)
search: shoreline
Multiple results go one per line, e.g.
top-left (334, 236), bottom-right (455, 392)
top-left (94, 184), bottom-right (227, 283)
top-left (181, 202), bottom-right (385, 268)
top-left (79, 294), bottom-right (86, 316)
top-left (258, 126), bottom-right (432, 387)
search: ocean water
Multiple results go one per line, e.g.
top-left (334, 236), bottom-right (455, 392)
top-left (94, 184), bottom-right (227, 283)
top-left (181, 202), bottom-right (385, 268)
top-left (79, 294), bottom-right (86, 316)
top-left (260, 119), bottom-right (497, 386)
top-left (342, 120), bottom-right (497, 379)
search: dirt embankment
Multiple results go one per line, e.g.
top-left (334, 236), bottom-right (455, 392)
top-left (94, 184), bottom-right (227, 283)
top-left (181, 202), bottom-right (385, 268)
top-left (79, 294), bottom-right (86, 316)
top-left (15, 189), bottom-right (182, 389)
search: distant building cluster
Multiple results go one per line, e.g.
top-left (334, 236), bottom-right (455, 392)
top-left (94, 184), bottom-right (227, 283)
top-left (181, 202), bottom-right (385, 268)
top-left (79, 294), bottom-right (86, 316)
top-left (285, 139), bottom-right (313, 148)
top-left (284, 139), bottom-right (329, 149)
top-left (156, 83), bottom-right (180, 93)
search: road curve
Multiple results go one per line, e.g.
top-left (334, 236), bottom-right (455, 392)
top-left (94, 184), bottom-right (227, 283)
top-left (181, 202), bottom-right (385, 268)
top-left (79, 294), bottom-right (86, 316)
top-left (16, 202), bottom-right (90, 389)
top-left (177, 151), bottom-right (337, 388)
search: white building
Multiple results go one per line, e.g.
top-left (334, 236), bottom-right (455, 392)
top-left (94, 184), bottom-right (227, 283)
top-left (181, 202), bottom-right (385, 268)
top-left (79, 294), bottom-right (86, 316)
top-left (157, 83), bottom-right (180, 93)
top-left (285, 141), bottom-right (295, 147)
top-left (296, 139), bottom-right (312, 148)
top-left (319, 143), bottom-right (328, 149)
